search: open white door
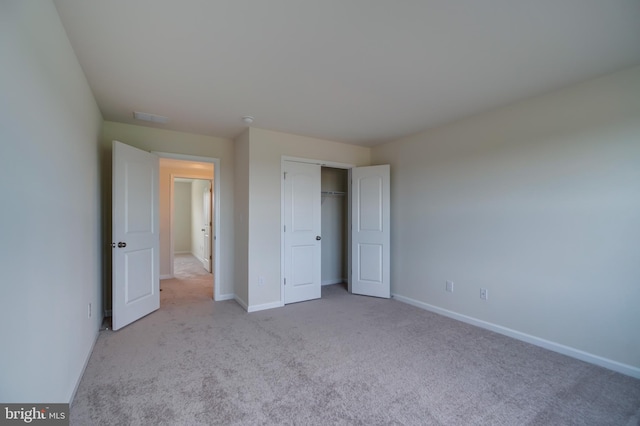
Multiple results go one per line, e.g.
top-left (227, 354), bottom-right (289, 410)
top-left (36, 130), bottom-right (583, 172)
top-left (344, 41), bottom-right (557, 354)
top-left (112, 141), bottom-right (160, 330)
top-left (284, 161), bottom-right (321, 304)
top-left (203, 182), bottom-right (212, 272)
top-left (351, 165), bottom-right (390, 298)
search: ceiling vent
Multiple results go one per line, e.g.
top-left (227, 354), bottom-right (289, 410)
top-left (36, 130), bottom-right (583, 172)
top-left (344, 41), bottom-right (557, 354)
top-left (133, 111), bottom-right (168, 123)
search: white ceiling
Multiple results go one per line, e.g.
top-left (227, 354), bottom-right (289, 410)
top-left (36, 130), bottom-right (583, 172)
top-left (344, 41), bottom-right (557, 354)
top-left (54, 0), bottom-right (640, 147)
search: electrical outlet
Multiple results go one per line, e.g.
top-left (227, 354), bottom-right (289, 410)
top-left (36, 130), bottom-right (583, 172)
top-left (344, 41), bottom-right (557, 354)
top-left (446, 281), bottom-right (454, 293)
top-left (258, 276), bottom-right (265, 286)
top-left (480, 288), bottom-right (488, 300)
top-left (88, 303), bottom-right (92, 318)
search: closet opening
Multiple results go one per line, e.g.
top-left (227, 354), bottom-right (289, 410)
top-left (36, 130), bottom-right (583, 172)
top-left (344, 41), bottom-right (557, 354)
top-left (321, 167), bottom-right (349, 292)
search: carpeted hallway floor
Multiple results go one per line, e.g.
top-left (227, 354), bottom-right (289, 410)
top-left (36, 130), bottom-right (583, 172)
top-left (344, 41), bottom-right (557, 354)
top-left (71, 282), bottom-right (640, 425)
top-left (173, 253), bottom-right (212, 279)
top-left (162, 253), bottom-right (213, 302)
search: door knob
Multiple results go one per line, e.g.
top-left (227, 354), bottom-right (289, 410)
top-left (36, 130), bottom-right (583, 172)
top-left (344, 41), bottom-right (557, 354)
top-left (118, 242), bottom-right (127, 248)
top-left (316, 236), bottom-right (322, 240)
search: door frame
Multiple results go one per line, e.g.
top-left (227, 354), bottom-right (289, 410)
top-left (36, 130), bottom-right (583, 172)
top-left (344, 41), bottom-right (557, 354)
top-left (155, 152), bottom-right (222, 301)
top-left (280, 156), bottom-right (355, 304)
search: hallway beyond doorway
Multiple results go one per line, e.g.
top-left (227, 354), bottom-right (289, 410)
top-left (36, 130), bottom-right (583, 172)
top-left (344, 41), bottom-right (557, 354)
top-left (174, 253), bottom-right (210, 279)
top-left (160, 254), bottom-right (213, 303)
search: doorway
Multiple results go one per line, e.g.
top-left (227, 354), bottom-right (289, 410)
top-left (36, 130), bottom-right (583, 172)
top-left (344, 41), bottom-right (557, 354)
top-left (111, 143), bottom-right (222, 329)
top-left (157, 156), bottom-right (221, 301)
top-left (172, 177), bottom-right (213, 281)
top-left (320, 167), bottom-right (348, 289)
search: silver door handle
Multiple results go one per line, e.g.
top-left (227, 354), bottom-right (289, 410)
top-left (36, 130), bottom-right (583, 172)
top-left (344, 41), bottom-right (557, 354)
top-left (118, 242), bottom-right (127, 248)
top-left (316, 236), bottom-right (321, 240)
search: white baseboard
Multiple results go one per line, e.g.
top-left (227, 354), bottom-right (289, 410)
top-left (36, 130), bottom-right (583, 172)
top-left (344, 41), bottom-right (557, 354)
top-left (234, 294), bottom-right (284, 313)
top-left (392, 293), bottom-right (640, 379)
top-left (215, 293), bottom-right (235, 301)
top-left (234, 295), bottom-right (249, 311)
top-left (160, 274), bottom-right (174, 280)
top-left (247, 300), bottom-right (285, 313)
top-left (322, 279), bottom-right (344, 286)
top-left (174, 251), bottom-right (190, 254)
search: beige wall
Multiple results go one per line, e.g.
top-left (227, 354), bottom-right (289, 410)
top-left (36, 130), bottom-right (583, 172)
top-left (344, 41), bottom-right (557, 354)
top-left (0, 1), bottom-right (103, 402)
top-left (233, 129), bottom-right (250, 307)
top-left (102, 121), bottom-right (235, 302)
top-left (245, 128), bottom-right (370, 309)
top-left (372, 66), bottom-right (640, 374)
top-left (173, 182), bottom-right (192, 254)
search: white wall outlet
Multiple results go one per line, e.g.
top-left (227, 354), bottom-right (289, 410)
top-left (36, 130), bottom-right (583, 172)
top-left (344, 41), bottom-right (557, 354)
top-left (258, 276), bottom-right (265, 286)
top-left (446, 281), bottom-right (454, 293)
top-left (480, 288), bottom-right (488, 300)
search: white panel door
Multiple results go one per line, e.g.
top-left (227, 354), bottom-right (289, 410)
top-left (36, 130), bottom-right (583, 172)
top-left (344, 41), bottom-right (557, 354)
top-left (284, 162), bottom-right (321, 304)
top-left (352, 165), bottom-right (390, 298)
top-left (112, 141), bottom-right (160, 330)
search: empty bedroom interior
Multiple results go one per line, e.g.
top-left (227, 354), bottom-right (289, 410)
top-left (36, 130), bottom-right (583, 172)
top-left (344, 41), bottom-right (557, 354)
top-left (1, 0), bottom-right (639, 422)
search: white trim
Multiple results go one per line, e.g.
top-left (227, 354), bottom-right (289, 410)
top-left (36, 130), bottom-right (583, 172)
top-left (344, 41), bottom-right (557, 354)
top-left (69, 328), bottom-right (99, 406)
top-left (281, 157), bottom-right (356, 306)
top-left (280, 161), bottom-right (286, 306)
top-left (154, 152), bottom-right (222, 302)
top-left (234, 296), bottom-right (249, 311)
top-left (282, 155), bottom-right (354, 169)
top-left (174, 251), bottom-right (190, 255)
top-left (247, 300), bottom-right (285, 313)
top-left (160, 274), bottom-right (174, 280)
top-left (216, 293), bottom-right (235, 301)
top-left (322, 279), bottom-right (344, 286)
top-left (392, 293), bottom-right (640, 379)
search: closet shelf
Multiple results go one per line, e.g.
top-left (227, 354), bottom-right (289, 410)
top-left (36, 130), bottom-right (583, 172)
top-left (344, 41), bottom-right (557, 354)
top-left (321, 191), bottom-right (346, 196)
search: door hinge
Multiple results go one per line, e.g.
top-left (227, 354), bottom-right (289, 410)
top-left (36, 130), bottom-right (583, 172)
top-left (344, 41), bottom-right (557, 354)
top-left (284, 278), bottom-right (287, 285)
top-left (210, 255), bottom-right (212, 260)
top-left (283, 172), bottom-right (287, 180)
top-left (284, 225), bottom-right (286, 232)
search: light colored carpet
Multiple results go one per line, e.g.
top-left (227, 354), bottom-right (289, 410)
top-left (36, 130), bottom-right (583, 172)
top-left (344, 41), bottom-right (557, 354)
top-left (173, 253), bottom-right (211, 279)
top-left (72, 284), bottom-right (640, 425)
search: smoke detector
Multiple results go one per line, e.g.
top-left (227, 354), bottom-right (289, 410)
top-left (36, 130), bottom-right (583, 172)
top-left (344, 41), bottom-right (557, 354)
top-left (241, 116), bottom-right (254, 125)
